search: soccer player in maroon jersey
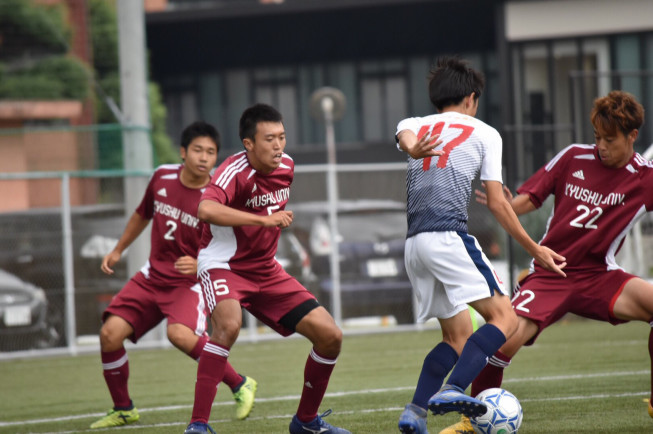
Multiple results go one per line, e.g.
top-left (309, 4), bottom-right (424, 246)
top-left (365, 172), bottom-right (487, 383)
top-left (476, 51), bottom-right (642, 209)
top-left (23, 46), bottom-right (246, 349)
top-left (441, 91), bottom-right (653, 434)
top-left (184, 104), bottom-right (350, 434)
top-left (90, 122), bottom-right (257, 429)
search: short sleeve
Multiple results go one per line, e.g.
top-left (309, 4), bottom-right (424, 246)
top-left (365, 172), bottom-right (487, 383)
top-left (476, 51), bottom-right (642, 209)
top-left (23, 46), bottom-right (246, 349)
top-left (201, 182), bottom-right (230, 206)
top-left (395, 117), bottom-right (420, 150)
top-left (517, 148), bottom-right (570, 209)
top-left (135, 174), bottom-right (156, 219)
top-left (479, 126), bottom-right (503, 183)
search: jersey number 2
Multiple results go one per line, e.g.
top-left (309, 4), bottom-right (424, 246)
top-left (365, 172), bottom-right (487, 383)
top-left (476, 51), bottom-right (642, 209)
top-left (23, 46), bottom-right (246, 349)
top-left (164, 220), bottom-right (177, 240)
top-left (418, 122), bottom-right (474, 171)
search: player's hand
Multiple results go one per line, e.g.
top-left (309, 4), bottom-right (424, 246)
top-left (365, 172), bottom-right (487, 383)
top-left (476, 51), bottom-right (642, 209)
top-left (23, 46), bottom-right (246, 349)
top-left (101, 250), bottom-right (122, 275)
top-left (264, 210), bottom-right (293, 228)
top-left (406, 132), bottom-right (444, 160)
top-left (174, 255), bottom-right (197, 275)
top-left (532, 246), bottom-right (567, 277)
top-left (475, 182), bottom-right (513, 206)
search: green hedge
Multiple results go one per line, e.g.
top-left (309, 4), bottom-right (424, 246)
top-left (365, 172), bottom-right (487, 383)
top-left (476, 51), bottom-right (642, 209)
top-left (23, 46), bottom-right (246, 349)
top-left (0, 57), bottom-right (90, 100)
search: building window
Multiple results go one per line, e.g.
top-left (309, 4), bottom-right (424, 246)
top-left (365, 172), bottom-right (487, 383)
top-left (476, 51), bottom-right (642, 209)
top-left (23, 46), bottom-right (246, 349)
top-left (358, 60), bottom-right (408, 143)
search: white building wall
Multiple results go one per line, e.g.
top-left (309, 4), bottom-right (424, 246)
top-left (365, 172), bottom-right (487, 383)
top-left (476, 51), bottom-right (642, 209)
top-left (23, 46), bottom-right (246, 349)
top-left (506, 0), bottom-right (653, 41)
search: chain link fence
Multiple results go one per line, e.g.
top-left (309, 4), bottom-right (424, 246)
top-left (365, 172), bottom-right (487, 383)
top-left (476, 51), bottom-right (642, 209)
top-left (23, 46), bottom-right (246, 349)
top-left (0, 160), bottom-right (513, 357)
top-left (1, 137), bottom-right (650, 358)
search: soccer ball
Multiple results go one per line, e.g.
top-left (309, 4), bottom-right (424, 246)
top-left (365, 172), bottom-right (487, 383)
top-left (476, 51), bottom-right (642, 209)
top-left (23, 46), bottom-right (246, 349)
top-left (470, 388), bottom-right (523, 434)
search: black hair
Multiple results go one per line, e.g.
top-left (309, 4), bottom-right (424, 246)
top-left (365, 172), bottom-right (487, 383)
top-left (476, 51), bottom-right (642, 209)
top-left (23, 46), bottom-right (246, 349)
top-left (180, 121), bottom-right (220, 152)
top-left (428, 56), bottom-right (485, 112)
top-left (239, 103), bottom-right (283, 141)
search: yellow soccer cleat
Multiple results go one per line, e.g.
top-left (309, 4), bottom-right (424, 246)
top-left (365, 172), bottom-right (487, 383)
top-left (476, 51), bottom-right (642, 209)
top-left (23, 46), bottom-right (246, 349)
top-left (233, 376), bottom-right (257, 420)
top-left (644, 398), bottom-right (653, 418)
top-left (438, 414), bottom-right (474, 434)
top-left (90, 407), bottom-right (139, 429)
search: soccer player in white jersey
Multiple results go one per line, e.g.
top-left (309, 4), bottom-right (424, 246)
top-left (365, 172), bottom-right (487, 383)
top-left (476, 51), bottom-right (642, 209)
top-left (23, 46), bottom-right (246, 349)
top-left (90, 122), bottom-right (256, 429)
top-left (441, 91), bottom-right (653, 433)
top-left (183, 104), bottom-right (349, 434)
top-left (395, 57), bottom-right (567, 434)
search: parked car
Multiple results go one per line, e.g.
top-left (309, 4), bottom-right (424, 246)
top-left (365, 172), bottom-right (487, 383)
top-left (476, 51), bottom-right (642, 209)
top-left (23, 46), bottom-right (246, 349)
top-left (288, 200), bottom-right (414, 324)
top-left (0, 204), bottom-right (128, 342)
top-left (0, 269), bottom-right (58, 351)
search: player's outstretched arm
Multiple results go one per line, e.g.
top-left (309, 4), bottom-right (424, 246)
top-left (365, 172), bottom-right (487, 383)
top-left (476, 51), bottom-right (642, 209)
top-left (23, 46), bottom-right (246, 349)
top-left (198, 199), bottom-right (293, 228)
top-left (397, 129), bottom-right (444, 160)
top-left (475, 182), bottom-right (536, 216)
top-left (484, 180), bottom-right (566, 277)
top-left (101, 211), bottom-right (150, 275)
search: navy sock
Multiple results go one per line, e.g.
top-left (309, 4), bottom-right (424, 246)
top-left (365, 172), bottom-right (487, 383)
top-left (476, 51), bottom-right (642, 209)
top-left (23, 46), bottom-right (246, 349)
top-left (446, 324), bottom-right (506, 391)
top-left (412, 342), bottom-right (459, 408)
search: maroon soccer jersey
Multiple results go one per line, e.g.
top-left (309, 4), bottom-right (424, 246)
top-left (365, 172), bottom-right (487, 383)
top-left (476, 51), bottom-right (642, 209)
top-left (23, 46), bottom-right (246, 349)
top-left (197, 151), bottom-right (294, 275)
top-left (136, 164), bottom-right (206, 285)
top-left (518, 144), bottom-right (653, 270)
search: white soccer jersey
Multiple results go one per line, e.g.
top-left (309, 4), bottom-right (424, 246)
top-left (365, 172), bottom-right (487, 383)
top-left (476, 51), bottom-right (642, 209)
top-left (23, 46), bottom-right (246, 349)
top-left (396, 111), bottom-right (503, 237)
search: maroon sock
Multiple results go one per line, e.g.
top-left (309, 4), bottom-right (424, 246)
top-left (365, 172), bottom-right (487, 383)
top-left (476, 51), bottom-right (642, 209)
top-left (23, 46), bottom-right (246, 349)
top-left (191, 342), bottom-right (229, 424)
top-left (222, 362), bottom-right (244, 391)
top-left (101, 347), bottom-right (132, 409)
top-left (296, 348), bottom-right (337, 422)
top-left (471, 350), bottom-right (511, 397)
top-left (188, 335), bottom-right (209, 360)
top-left (189, 335), bottom-right (243, 391)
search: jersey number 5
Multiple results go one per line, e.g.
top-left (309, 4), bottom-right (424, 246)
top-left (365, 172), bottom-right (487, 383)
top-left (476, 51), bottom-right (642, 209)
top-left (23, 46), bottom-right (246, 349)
top-left (212, 279), bottom-right (230, 295)
top-left (418, 122), bottom-right (474, 171)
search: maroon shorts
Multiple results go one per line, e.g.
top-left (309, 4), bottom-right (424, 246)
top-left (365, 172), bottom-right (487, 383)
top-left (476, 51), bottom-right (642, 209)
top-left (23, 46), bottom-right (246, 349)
top-left (512, 267), bottom-right (636, 345)
top-left (198, 264), bottom-right (317, 337)
top-left (103, 272), bottom-right (208, 343)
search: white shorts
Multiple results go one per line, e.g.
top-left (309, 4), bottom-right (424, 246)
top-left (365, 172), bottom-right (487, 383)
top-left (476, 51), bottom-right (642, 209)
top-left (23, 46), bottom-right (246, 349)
top-left (405, 231), bottom-right (507, 322)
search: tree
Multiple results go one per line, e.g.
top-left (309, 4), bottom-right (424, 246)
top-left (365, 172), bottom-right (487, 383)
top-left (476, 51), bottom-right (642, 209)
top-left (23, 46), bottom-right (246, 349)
top-left (0, 0), bottom-right (90, 101)
top-left (89, 0), bottom-right (177, 168)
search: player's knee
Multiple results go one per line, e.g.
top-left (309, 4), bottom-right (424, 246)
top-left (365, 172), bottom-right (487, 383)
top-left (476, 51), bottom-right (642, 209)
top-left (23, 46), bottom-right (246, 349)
top-left (166, 324), bottom-right (194, 348)
top-left (488, 308), bottom-right (519, 340)
top-left (99, 324), bottom-right (124, 351)
top-left (315, 324), bottom-right (342, 357)
top-left (210, 317), bottom-right (242, 345)
top-left (505, 310), bottom-right (519, 336)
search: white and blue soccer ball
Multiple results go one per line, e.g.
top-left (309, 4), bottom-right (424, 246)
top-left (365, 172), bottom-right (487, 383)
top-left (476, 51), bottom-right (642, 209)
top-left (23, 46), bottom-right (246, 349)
top-left (470, 387), bottom-right (523, 434)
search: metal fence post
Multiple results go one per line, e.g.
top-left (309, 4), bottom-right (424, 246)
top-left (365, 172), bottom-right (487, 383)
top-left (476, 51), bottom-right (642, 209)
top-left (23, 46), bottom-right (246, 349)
top-left (61, 173), bottom-right (78, 355)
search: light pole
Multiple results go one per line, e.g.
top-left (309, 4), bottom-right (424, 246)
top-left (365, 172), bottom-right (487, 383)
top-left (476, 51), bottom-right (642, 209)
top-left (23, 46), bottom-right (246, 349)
top-left (310, 87), bottom-right (346, 325)
top-left (117, 0), bottom-right (152, 277)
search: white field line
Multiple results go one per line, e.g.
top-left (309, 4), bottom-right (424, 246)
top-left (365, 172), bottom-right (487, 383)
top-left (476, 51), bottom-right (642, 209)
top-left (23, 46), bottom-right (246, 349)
top-left (1, 370), bottom-right (649, 431)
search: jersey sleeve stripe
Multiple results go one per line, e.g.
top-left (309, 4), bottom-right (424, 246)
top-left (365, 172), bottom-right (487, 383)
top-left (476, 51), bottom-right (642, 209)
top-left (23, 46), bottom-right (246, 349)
top-left (218, 158), bottom-right (248, 189)
top-left (545, 144), bottom-right (594, 171)
top-left (215, 154), bottom-right (247, 187)
top-left (634, 153), bottom-right (653, 168)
